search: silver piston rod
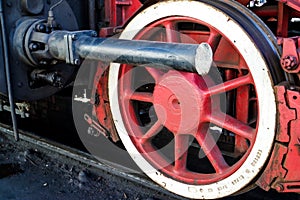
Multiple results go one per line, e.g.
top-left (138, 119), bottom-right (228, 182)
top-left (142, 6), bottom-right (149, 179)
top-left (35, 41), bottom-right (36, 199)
top-left (18, 21), bottom-right (213, 75)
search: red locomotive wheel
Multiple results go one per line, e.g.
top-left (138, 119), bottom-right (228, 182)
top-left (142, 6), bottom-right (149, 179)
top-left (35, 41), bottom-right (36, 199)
top-left (108, 0), bottom-right (283, 199)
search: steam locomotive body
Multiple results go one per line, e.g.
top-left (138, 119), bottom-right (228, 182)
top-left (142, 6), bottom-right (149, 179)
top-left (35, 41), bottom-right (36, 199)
top-left (0, 0), bottom-right (300, 199)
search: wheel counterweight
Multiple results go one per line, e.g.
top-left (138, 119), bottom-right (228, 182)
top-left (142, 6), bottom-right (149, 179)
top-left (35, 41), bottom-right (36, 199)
top-left (108, 0), bottom-right (282, 199)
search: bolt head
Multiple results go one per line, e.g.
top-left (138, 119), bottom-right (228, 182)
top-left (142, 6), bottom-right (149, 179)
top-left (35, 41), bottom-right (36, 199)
top-left (275, 184), bottom-right (284, 192)
top-left (74, 59), bottom-right (80, 65)
top-left (36, 24), bottom-right (46, 32)
top-left (91, 31), bottom-right (98, 37)
top-left (71, 34), bottom-right (78, 40)
top-left (281, 55), bottom-right (298, 70)
top-left (39, 60), bottom-right (48, 65)
top-left (29, 43), bottom-right (39, 51)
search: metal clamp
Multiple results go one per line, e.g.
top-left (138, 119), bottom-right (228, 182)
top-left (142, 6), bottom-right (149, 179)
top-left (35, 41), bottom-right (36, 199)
top-left (64, 31), bottom-right (97, 65)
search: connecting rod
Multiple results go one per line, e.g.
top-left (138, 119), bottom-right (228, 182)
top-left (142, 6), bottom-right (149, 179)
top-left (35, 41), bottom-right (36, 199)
top-left (16, 19), bottom-right (213, 76)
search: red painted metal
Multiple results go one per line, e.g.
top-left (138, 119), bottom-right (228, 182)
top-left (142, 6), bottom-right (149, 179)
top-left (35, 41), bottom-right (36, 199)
top-left (252, 5), bottom-right (300, 18)
top-left (105, 0), bottom-right (117, 27)
top-left (281, 88), bottom-right (300, 192)
top-left (277, 2), bottom-right (289, 37)
top-left (115, 15), bottom-right (259, 185)
top-left (257, 86), bottom-right (300, 192)
top-left (100, 0), bottom-right (141, 37)
top-left (152, 72), bottom-right (207, 134)
top-left (279, 0), bottom-right (300, 11)
top-left (235, 72), bottom-right (250, 154)
top-left (93, 64), bottom-right (119, 142)
top-left (279, 37), bottom-right (300, 73)
top-left (274, 0), bottom-right (300, 74)
top-left (249, 1), bottom-right (300, 192)
top-left (95, 0), bottom-right (300, 193)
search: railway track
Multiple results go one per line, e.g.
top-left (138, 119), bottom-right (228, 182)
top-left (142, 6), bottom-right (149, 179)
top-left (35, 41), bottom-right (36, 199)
top-left (0, 122), bottom-right (299, 200)
top-left (0, 123), bottom-right (187, 200)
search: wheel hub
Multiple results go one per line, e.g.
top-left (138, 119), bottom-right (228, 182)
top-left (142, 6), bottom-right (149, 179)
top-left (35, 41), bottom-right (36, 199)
top-left (153, 71), bottom-right (210, 134)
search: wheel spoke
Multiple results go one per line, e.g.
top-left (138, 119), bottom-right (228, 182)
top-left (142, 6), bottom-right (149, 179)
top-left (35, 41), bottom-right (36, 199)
top-left (208, 74), bottom-right (252, 96)
top-left (207, 29), bottom-right (222, 53)
top-left (235, 74), bottom-right (251, 153)
top-left (140, 121), bottom-right (163, 144)
top-left (195, 127), bottom-right (229, 173)
top-left (162, 21), bottom-right (181, 43)
top-left (174, 134), bottom-right (190, 172)
top-left (125, 90), bottom-right (154, 103)
top-left (145, 67), bottom-right (164, 83)
top-left (214, 61), bottom-right (248, 70)
top-left (209, 112), bottom-right (255, 140)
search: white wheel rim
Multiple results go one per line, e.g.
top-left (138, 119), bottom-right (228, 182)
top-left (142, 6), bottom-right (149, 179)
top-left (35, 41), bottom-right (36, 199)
top-left (108, 1), bottom-right (276, 199)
